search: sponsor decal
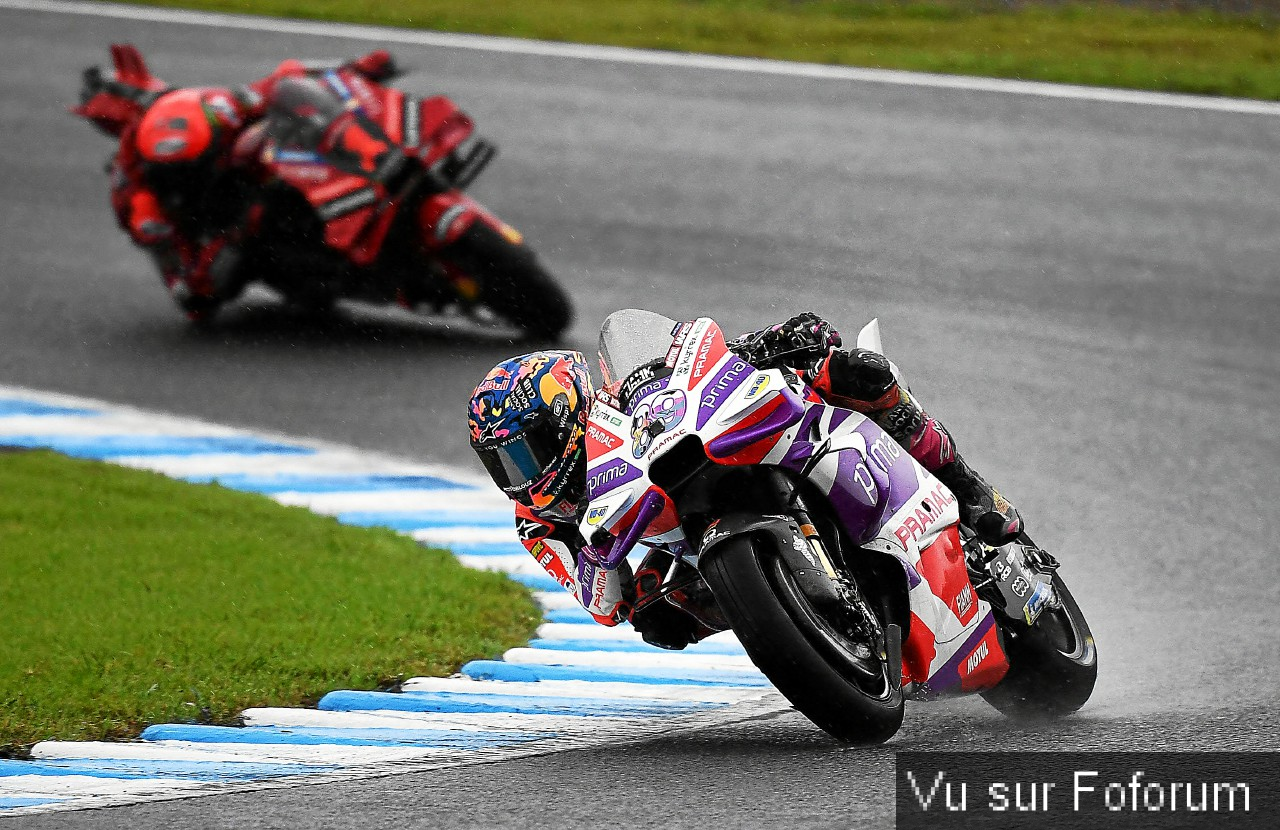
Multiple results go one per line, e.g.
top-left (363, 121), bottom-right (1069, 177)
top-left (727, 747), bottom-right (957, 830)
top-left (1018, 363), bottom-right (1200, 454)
top-left (687, 327), bottom-right (728, 389)
top-left (630, 389), bottom-right (687, 458)
top-left (892, 482), bottom-right (958, 548)
top-left (619, 364), bottom-right (656, 399)
top-left (586, 458), bottom-right (640, 498)
top-left (585, 504), bottom-right (610, 526)
top-left (516, 517), bottom-right (544, 542)
top-left (851, 461), bottom-right (878, 504)
top-left (531, 539), bottom-right (577, 592)
top-left (475, 366), bottom-right (513, 394)
top-left (627, 379), bottom-right (667, 407)
top-left (792, 535), bottom-right (820, 568)
top-left (744, 373), bottom-right (769, 401)
top-left (671, 320), bottom-right (709, 381)
top-left (504, 377), bottom-right (537, 412)
top-left (955, 583), bottom-right (974, 618)
top-left (585, 423), bottom-right (623, 456)
top-left (1023, 580), bottom-right (1054, 625)
top-left (963, 640), bottom-right (989, 677)
top-left (582, 562), bottom-right (613, 614)
top-left (1011, 576), bottom-right (1030, 598)
top-left (531, 540), bottom-right (554, 567)
top-left (696, 358), bottom-right (750, 428)
top-left (699, 360), bottom-right (750, 412)
top-left (665, 322), bottom-right (692, 368)
top-left (590, 400), bottom-right (624, 427)
top-left (867, 433), bottom-right (903, 472)
top-left (645, 427), bottom-right (687, 460)
top-left (701, 519), bottom-right (728, 549)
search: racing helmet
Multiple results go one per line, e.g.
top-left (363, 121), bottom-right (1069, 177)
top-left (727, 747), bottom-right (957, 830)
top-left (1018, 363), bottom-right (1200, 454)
top-left (134, 87), bottom-right (243, 196)
top-left (468, 351), bottom-right (594, 519)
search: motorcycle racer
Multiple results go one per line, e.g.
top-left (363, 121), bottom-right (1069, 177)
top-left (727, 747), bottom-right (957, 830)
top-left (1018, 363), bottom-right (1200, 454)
top-left (73, 45), bottom-right (398, 321)
top-left (468, 313), bottom-right (1023, 650)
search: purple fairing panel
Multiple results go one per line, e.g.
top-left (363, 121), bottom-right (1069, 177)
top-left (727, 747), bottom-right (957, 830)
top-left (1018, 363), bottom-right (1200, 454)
top-left (827, 449), bottom-right (890, 544)
top-left (855, 418), bottom-right (924, 518)
top-left (586, 457), bottom-right (643, 499)
top-left (921, 613), bottom-right (997, 695)
top-left (695, 358), bottom-right (753, 429)
top-left (706, 386), bottom-right (805, 459)
top-left (602, 489), bottom-right (665, 568)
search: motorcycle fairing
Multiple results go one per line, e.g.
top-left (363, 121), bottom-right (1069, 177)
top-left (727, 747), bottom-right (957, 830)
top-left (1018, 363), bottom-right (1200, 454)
top-left (583, 316), bottom-right (1009, 695)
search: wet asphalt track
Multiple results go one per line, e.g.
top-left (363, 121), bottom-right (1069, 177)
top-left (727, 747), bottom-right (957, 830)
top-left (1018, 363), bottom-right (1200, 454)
top-left (2, 3), bottom-right (1280, 827)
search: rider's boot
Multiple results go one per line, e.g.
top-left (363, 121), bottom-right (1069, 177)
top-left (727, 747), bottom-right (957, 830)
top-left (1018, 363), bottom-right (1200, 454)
top-left (814, 349), bottom-right (1023, 547)
top-left (876, 389), bottom-right (1023, 546)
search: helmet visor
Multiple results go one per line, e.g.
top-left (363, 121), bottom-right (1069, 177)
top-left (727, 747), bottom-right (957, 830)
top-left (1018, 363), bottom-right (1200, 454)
top-left (475, 419), bottom-right (563, 496)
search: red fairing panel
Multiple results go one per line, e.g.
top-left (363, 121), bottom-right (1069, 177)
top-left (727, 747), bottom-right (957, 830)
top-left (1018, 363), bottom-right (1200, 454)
top-left (906, 527), bottom-right (1010, 692)
top-left (419, 192), bottom-right (489, 250)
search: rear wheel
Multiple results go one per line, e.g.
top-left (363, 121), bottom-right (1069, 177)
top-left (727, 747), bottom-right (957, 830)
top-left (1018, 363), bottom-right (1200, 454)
top-left (702, 535), bottom-right (904, 745)
top-left (440, 221), bottom-right (573, 339)
top-left (981, 574), bottom-right (1097, 719)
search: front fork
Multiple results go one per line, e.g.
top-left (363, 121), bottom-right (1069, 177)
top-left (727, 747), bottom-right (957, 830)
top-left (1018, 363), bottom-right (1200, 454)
top-left (780, 479), bottom-right (895, 681)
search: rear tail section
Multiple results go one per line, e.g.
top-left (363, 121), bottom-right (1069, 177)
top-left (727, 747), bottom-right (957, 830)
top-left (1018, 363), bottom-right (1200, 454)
top-left (72, 44), bottom-right (170, 137)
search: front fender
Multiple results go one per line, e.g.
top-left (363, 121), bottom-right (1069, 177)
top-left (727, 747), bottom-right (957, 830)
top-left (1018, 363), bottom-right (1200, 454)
top-left (699, 513), bottom-right (841, 607)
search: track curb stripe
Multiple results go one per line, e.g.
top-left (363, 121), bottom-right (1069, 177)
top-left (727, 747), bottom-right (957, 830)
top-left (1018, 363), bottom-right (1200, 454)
top-left (0, 385), bottom-right (785, 816)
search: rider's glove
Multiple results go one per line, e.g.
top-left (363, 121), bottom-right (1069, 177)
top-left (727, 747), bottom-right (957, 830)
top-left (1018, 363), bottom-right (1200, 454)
top-left (576, 543), bottom-right (629, 623)
top-left (350, 50), bottom-right (398, 81)
top-left (732, 312), bottom-right (842, 370)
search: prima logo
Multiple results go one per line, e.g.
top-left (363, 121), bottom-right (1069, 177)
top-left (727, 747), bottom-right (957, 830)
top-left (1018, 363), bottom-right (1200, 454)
top-left (700, 360), bottom-right (749, 410)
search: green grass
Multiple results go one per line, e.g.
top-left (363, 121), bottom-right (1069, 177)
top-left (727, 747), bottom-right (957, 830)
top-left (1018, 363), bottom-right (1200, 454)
top-left (125, 0), bottom-right (1280, 99)
top-left (0, 450), bottom-right (538, 752)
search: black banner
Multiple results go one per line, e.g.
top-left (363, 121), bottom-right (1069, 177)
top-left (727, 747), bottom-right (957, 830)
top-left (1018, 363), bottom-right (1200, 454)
top-left (896, 752), bottom-right (1280, 829)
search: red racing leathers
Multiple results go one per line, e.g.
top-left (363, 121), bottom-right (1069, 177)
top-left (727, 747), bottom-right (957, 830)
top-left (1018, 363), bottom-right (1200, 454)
top-left (81, 46), bottom-right (398, 318)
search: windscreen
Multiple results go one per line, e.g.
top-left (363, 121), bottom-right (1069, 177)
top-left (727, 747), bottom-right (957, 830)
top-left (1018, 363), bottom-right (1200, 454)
top-left (265, 76), bottom-right (345, 149)
top-left (597, 309), bottom-right (682, 386)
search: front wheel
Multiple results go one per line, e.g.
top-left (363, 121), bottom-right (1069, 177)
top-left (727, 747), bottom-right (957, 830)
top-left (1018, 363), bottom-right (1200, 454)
top-left (981, 573), bottom-right (1097, 719)
top-left (440, 221), bottom-right (573, 339)
top-left (702, 535), bottom-right (904, 745)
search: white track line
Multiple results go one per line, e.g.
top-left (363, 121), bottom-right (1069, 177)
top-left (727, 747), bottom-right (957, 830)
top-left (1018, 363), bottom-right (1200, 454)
top-left (3, 0), bottom-right (1279, 116)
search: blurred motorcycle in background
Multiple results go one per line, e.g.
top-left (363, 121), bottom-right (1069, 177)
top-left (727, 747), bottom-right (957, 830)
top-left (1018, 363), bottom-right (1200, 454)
top-left (73, 44), bottom-right (572, 336)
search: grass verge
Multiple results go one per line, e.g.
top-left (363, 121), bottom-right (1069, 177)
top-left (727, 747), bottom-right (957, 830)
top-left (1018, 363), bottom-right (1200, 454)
top-left (0, 449), bottom-right (539, 752)
top-left (122, 0), bottom-right (1280, 100)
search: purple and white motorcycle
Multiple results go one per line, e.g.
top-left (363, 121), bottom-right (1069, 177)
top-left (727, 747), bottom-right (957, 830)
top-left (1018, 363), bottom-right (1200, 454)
top-left (581, 309), bottom-right (1096, 744)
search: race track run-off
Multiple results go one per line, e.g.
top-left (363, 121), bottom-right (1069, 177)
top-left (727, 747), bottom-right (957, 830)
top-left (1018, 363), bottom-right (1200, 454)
top-left (0, 386), bottom-right (786, 816)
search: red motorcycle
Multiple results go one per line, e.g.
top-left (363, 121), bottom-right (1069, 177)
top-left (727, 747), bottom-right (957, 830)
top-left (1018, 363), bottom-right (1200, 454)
top-left (73, 45), bottom-right (573, 336)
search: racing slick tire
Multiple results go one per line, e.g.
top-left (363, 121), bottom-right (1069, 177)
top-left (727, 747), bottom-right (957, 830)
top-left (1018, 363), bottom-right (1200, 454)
top-left (445, 221), bottom-right (573, 339)
top-left (981, 573), bottom-right (1097, 719)
top-left (702, 534), bottom-right (904, 745)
